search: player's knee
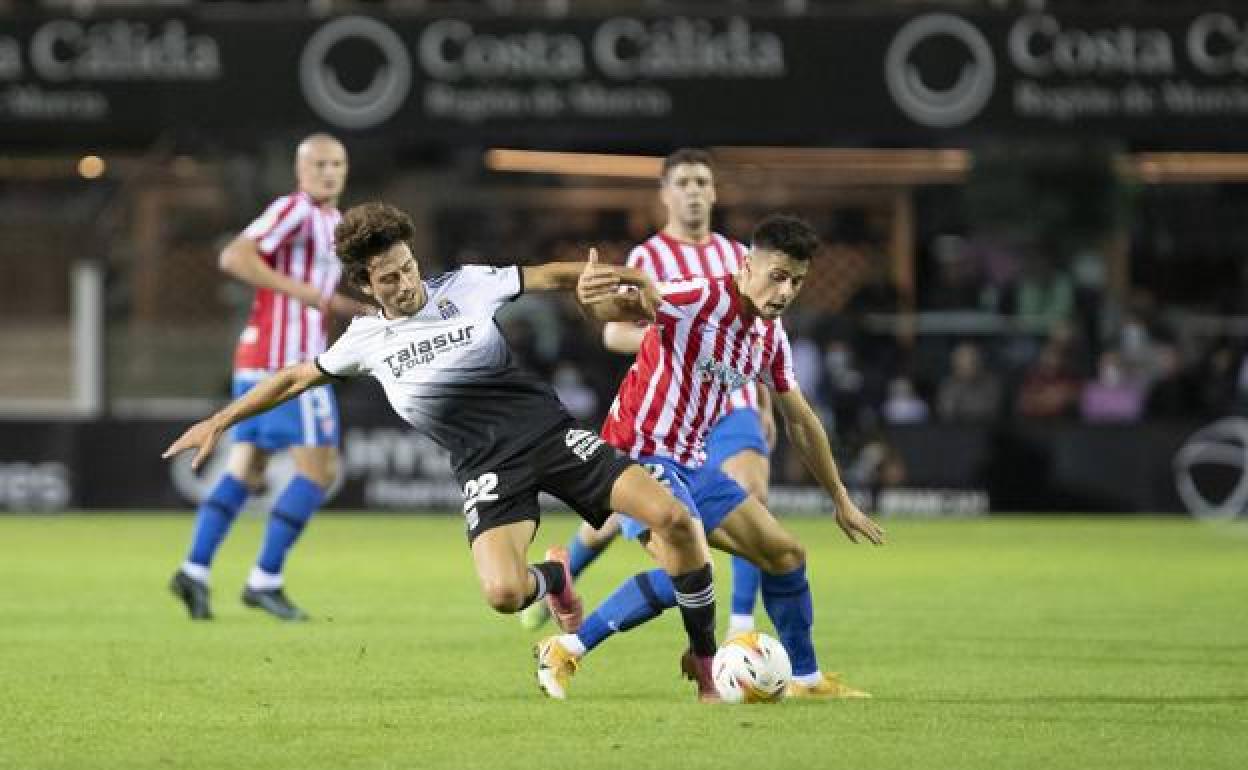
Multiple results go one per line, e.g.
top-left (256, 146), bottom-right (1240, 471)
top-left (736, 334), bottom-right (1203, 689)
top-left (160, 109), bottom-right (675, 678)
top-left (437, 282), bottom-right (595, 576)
top-left (298, 455), bottom-right (338, 489)
top-left (241, 470), bottom-right (266, 493)
top-left (760, 538), bottom-right (805, 575)
top-left (481, 578), bottom-right (528, 614)
top-left (647, 498), bottom-right (696, 545)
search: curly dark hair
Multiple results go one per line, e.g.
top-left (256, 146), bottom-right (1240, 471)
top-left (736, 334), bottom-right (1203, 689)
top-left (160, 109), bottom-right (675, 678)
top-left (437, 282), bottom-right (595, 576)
top-left (334, 202), bottom-right (415, 287)
top-left (751, 214), bottom-right (820, 261)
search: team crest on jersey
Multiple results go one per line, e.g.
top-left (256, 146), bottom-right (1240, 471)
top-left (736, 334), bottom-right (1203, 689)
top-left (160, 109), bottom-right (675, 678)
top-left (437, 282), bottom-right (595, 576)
top-left (696, 357), bottom-right (749, 390)
top-left (437, 299), bottom-right (460, 320)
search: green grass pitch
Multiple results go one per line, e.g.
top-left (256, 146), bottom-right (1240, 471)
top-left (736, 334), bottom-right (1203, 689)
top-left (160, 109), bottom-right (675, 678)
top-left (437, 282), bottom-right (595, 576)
top-left (1, 514), bottom-right (1245, 770)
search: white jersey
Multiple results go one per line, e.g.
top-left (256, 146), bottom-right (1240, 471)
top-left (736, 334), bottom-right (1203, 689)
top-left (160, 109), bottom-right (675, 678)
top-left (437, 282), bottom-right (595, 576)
top-left (316, 265), bottom-right (572, 470)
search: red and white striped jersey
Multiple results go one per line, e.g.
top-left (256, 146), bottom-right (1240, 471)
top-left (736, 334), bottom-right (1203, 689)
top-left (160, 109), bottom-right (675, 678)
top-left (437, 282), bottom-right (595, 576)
top-left (603, 276), bottom-right (796, 467)
top-left (626, 232), bottom-right (761, 412)
top-left (232, 192), bottom-right (343, 372)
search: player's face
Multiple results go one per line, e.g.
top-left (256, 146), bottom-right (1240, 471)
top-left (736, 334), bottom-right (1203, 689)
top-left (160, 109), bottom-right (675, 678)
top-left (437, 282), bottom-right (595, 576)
top-left (365, 242), bottom-right (426, 318)
top-left (740, 249), bottom-right (808, 320)
top-left (660, 163), bottom-right (716, 230)
top-left (296, 139), bottom-right (349, 204)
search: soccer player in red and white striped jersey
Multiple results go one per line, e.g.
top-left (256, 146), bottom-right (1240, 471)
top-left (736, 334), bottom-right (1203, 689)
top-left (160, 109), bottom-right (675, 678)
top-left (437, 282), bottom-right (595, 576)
top-left (536, 215), bottom-right (884, 701)
top-left (170, 134), bottom-right (369, 622)
top-left (531, 149), bottom-right (775, 637)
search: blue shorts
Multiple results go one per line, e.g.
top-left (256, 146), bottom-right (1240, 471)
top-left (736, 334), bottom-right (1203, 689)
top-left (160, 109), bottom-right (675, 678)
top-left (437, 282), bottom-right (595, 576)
top-left (619, 455), bottom-right (749, 541)
top-left (231, 373), bottom-right (339, 452)
top-left (705, 408), bottom-right (769, 471)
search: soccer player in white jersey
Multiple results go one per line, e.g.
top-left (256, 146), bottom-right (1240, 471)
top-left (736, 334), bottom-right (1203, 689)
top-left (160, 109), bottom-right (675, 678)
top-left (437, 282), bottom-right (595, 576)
top-left (525, 148), bottom-right (773, 637)
top-left (163, 202), bottom-right (722, 679)
top-left (535, 215), bottom-right (884, 701)
top-left (169, 134), bottom-right (369, 621)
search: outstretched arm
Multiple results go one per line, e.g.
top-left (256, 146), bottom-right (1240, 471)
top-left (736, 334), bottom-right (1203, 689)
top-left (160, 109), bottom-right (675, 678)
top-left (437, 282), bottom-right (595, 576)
top-left (162, 361), bottom-right (331, 470)
top-left (575, 249), bottom-right (659, 324)
top-left (220, 236), bottom-right (369, 318)
top-left (773, 386), bottom-right (886, 545)
top-left (521, 261), bottom-right (595, 292)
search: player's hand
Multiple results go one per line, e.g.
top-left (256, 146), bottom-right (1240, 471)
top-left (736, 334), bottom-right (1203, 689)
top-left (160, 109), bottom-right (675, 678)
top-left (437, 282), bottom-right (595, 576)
top-left (834, 497), bottom-right (885, 545)
top-left (162, 418), bottom-right (226, 471)
top-left (577, 248), bottom-right (621, 305)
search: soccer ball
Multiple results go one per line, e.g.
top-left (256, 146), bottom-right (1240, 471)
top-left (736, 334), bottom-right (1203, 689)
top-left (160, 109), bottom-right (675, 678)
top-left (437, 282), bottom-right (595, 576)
top-left (712, 631), bottom-right (792, 704)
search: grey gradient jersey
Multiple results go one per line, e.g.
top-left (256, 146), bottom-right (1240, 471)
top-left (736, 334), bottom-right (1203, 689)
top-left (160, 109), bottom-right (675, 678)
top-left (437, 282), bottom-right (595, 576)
top-left (315, 265), bottom-right (572, 471)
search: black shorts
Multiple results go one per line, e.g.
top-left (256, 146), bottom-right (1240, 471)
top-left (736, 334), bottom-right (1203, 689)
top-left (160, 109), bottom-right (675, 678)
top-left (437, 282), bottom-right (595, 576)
top-left (454, 422), bottom-right (634, 543)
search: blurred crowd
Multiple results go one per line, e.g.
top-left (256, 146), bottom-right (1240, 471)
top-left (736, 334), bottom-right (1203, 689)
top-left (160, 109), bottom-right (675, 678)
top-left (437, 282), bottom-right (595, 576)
top-left (422, 206), bottom-right (1248, 487)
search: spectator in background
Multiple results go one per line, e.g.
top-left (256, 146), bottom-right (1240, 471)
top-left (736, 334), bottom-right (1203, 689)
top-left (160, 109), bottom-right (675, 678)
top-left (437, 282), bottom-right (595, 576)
top-left (1142, 343), bottom-right (1197, 419)
top-left (1193, 341), bottom-right (1242, 417)
top-left (843, 253), bottom-right (906, 383)
top-left (1080, 350), bottom-right (1145, 423)
top-left (924, 235), bottom-right (987, 311)
top-left (1014, 253), bottom-right (1075, 334)
top-left (937, 342), bottom-right (1002, 422)
top-left (818, 339), bottom-right (869, 438)
top-left (881, 376), bottom-right (929, 425)
top-left (1016, 339), bottom-right (1082, 419)
top-left (1113, 289), bottom-right (1163, 379)
top-left (846, 437), bottom-right (908, 492)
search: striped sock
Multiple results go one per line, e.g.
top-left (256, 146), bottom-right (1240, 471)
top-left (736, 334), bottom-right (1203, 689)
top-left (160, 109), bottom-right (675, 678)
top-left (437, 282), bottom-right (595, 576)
top-left (522, 561), bottom-right (566, 609)
top-left (671, 563), bottom-right (717, 657)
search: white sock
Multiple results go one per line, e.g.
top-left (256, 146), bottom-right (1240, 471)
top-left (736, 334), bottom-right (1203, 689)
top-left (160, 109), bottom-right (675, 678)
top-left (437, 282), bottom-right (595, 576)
top-left (247, 567), bottom-right (283, 591)
top-left (180, 562), bottom-right (210, 584)
top-left (559, 633), bottom-right (587, 658)
top-left (727, 614), bottom-right (755, 636)
top-left (794, 670), bottom-right (824, 687)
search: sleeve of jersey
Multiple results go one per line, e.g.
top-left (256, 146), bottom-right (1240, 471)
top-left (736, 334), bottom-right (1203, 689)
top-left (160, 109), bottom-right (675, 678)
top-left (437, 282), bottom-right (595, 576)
top-left (241, 196), bottom-right (311, 257)
top-left (460, 264), bottom-right (522, 310)
top-left (655, 278), bottom-right (707, 324)
top-left (315, 322), bottom-right (364, 379)
top-left (764, 323), bottom-right (797, 393)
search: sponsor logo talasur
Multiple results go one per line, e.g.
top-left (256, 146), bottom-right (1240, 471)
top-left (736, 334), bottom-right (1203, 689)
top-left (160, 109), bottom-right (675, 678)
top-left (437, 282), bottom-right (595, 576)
top-left (383, 325), bottom-right (475, 377)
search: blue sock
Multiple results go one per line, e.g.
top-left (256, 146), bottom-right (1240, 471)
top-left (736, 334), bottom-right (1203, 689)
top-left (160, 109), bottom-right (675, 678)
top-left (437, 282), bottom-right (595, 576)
top-left (256, 475), bottom-right (325, 576)
top-left (760, 563), bottom-right (817, 677)
top-left (576, 569), bottom-right (676, 653)
top-left (731, 555), bottom-right (761, 616)
top-left (567, 532), bottom-right (609, 579)
top-left (187, 474), bottom-right (249, 567)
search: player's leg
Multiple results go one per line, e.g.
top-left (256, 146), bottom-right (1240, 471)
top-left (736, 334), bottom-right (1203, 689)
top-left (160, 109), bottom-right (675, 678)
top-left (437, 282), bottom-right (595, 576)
top-left (244, 384), bottom-right (339, 621)
top-left (552, 464), bottom-right (706, 667)
top-left (533, 438), bottom-right (718, 700)
top-left (459, 452), bottom-right (582, 625)
top-left (707, 409), bottom-right (772, 637)
top-left (708, 495), bottom-right (869, 698)
top-left (471, 519), bottom-right (573, 614)
top-left (170, 410), bottom-right (267, 621)
top-left (609, 464), bottom-right (718, 664)
top-left (520, 514), bottom-right (622, 631)
top-left (570, 515), bottom-right (622, 577)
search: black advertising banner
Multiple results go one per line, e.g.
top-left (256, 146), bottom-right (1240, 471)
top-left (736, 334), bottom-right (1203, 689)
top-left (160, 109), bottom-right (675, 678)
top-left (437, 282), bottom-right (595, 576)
top-left (2, 9), bottom-right (1248, 150)
top-left (0, 415), bottom-right (1227, 516)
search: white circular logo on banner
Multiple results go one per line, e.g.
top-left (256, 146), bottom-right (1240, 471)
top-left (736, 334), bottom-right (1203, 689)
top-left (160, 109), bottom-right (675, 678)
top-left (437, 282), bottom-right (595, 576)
top-left (300, 16), bottom-right (412, 129)
top-left (1173, 417), bottom-right (1248, 521)
top-left (885, 13), bottom-right (995, 128)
